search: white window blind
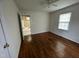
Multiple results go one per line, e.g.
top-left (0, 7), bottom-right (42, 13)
top-left (58, 12), bottom-right (72, 30)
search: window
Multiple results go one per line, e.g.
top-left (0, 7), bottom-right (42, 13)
top-left (58, 12), bottom-right (72, 30)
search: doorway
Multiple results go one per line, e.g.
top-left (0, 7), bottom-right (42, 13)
top-left (20, 15), bottom-right (32, 42)
top-left (21, 15), bottom-right (31, 36)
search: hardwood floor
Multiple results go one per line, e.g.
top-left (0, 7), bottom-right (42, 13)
top-left (18, 32), bottom-right (79, 58)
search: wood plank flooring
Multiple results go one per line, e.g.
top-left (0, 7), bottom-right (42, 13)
top-left (18, 32), bottom-right (79, 58)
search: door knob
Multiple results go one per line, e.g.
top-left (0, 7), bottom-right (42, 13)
top-left (4, 43), bottom-right (9, 48)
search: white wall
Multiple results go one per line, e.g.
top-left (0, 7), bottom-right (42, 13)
top-left (50, 4), bottom-right (79, 43)
top-left (1, 0), bottom-right (21, 57)
top-left (22, 11), bottom-right (49, 34)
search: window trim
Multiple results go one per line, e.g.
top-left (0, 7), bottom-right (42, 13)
top-left (58, 12), bottom-right (72, 31)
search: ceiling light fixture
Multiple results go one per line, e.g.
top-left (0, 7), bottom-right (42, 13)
top-left (41, 0), bottom-right (59, 8)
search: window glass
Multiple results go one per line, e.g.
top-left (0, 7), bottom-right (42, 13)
top-left (58, 12), bottom-right (72, 30)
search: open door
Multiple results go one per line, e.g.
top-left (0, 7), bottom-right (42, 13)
top-left (0, 17), bottom-right (10, 58)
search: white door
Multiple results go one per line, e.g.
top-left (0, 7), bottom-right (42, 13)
top-left (0, 18), bottom-right (10, 58)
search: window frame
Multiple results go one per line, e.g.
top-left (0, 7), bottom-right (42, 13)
top-left (58, 12), bottom-right (72, 31)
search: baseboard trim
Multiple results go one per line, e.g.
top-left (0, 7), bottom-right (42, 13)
top-left (22, 31), bottom-right (79, 47)
top-left (31, 32), bottom-right (49, 35)
top-left (49, 32), bottom-right (79, 46)
top-left (31, 31), bottom-right (79, 46)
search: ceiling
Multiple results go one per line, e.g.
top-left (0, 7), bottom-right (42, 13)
top-left (15, 0), bottom-right (79, 12)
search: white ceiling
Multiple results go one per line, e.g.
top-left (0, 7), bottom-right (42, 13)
top-left (15, 0), bottom-right (79, 12)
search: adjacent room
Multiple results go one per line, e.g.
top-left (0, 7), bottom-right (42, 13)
top-left (0, 0), bottom-right (79, 58)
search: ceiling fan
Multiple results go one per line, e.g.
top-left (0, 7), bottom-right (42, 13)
top-left (40, 0), bottom-right (59, 8)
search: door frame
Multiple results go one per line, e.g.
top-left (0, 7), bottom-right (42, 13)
top-left (18, 13), bottom-right (23, 42)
